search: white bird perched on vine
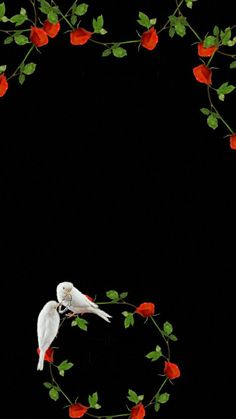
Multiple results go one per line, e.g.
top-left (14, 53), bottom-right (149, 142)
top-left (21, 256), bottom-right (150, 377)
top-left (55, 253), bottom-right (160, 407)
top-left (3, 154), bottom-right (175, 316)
top-left (37, 300), bottom-right (60, 371)
top-left (56, 282), bottom-right (112, 323)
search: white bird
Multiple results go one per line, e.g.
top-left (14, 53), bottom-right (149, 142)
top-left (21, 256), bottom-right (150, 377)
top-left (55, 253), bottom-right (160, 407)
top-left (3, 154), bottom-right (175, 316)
top-left (56, 282), bottom-right (112, 323)
top-left (37, 300), bottom-right (60, 371)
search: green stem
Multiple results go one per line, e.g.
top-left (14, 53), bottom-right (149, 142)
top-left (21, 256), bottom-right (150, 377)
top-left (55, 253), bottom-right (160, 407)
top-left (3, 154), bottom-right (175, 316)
top-left (97, 300), bottom-right (136, 309)
top-left (7, 44), bottom-right (35, 80)
top-left (158, 0), bottom-right (185, 33)
top-left (207, 86), bottom-right (234, 133)
top-left (150, 316), bottom-right (171, 360)
top-left (49, 363), bottom-right (73, 405)
top-left (51, 0), bottom-right (74, 29)
top-left (146, 377), bottom-right (169, 407)
top-left (89, 39), bottom-right (140, 47)
top-left (86, 413), bottom-right (129, 418)
top-left (175, 0), bottom-right (202, 41)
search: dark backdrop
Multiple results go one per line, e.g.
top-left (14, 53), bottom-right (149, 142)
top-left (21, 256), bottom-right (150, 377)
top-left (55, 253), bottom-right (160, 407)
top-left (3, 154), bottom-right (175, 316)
top-left (1, 1), bottom-right (235, 418)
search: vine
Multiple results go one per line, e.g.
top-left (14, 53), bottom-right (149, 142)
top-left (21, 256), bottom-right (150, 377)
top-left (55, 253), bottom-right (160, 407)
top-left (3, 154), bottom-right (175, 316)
top-left (0, 1), bottom-right (236, 148)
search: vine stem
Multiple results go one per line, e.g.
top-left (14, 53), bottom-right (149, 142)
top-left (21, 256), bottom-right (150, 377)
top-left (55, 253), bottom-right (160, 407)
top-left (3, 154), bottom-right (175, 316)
top-left (49, 363), bottom-right (73, 405)
top-left (146, 377), bottom-right (169, 407)
top-left (207, 86), bottom-right (234, 133)
top-left (7, 44), bottom-right (35, 81)
top-left (150, 316), bottom-right (171, 360)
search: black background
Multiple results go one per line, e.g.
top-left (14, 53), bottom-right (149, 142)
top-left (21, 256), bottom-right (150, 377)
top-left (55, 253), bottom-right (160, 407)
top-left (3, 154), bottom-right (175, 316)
top-left (1, 1), bottom-right (236, 418)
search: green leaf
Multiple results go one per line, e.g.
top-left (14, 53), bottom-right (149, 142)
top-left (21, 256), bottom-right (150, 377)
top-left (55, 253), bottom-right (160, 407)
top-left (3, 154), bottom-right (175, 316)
top-left (169, 334), bottom-right (178, 341)
top-left (0, 2), bottom-right (5, 19)
top-left (58, 360), bottom-right (74, 372)
top-left (20, 8), bottom-right (27, 16)
top-left (14, 34), bottom-right (29, 45)
top-left (127, 389), bottom-right (140, 404)
top-left (71, 14), bottom-right (77, 26)
top-left (43, 382), bottom-right (52, 389)
top-left (154, 402), bottom-right (161, 412)
top-left (88, 392), bottom-right (98, 408)
top-left (213, 25), bottom-right (220, 36)
top-left (120, 292), bottom-right (128, 299)
top-left (106, 290), bottom-right (119, 300)
top-left (230, 60), bottom-right (236, 69)
top-left (169, 27), bottom-right (175, 38)
top-left (49, 388), bottom-right (59, 401)
top-left (146, 351), bottom-right (162, 361)
top-left (0, 64), bottom-right (7, 73)
top-left (10, 14), bottom-right (27, 26)
top-left (99, 28), bottom-right (107, 35)
top-left (71, 316), bottom-right (88, 331)
top-left (94, 403), bottom-right (101, 409)
top-left (220, 27), bottom-right (231, 45)
top-left (185, 1), bottom-right (193, 8)
top-left (150, 18), bottom-right (157, 26)
top-left (124, 313), bottom-right (134, 328)
top-left (75, 3), bottom-right (88, 16)
top-left (92, 15), bottom-right (104, 33)
top-left (217, 82), bottom-right (235, 95)
top-left (207, 114), bottom-right (218, 130)
top-left (137, 11), bottom-right (150, 29)
top-left (112, 47), bottom-right (127, 58)
top-left (175, 22), bottom-right (186, 37)
top-left (203, 35), bottom-right (217, 48)
top-left (4, 36), bottom-right (13, 44)
top-left (18, 73), bottom-right (26, 85)
top-left (39, 0), bottom-right (51, 14)
top-left (200, 107), bottom-right (210, 116)
top-left (47, 10), bottom-right (58, 24)
top-left (157, 393), bottom-right (170, 404)
top-left (23, 62), bottom-right (36, 75)
top-left (163, 321), bottom-right (173, 335)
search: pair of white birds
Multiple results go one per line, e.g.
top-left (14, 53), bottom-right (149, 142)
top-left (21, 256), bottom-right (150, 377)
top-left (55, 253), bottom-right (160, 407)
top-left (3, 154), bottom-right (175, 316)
top-left (37, 282), bottom-right (111, 371)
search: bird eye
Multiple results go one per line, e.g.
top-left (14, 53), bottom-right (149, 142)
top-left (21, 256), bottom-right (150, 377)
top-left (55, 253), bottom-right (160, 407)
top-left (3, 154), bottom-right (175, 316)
top-left (63, 287), bottom-right (65, 290)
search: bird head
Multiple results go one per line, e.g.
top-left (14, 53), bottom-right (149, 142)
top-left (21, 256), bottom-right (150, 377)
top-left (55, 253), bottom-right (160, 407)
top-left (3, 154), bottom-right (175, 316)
top-left (57, 281), bottom-right (74, 296)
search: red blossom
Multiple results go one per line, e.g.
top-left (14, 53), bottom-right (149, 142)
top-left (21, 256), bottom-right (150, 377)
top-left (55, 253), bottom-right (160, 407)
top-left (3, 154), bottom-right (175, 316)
top-left (69, 403), bottom-right (88, 418)
top-left (30, 26), bottom-right (49, 47)
top-left (140, 26), bottom-right (159, 51)
top-left (197, 42), bottom-right (218, 57)
top-left (0, 74), bottom-right (8, 97)
top-left (43, 20), bottom-right (61, 38)
top-left (164, 361), bottom-right (180, 379)
top-left (85, 295), bottom-right (94, 301)
top-left (193, 64), bottom-right (212, 85)
top-left (37, 347), bottom-right (54, 363)
top-left (70, 28), bottom-right (93, 46)
top-left (230, 133), bottom-right (236, 149)
top-left (135, 302), bottom-right (155, 317)
top-left (130, 402), bottom-right (146, 419)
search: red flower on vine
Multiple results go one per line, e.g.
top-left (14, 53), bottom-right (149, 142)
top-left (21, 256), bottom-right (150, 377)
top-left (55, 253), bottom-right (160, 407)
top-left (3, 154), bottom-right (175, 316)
top-left (193, 64), bottom-right (212, 85)
top-left (130, 402), bottom-right (146, 419)
top-left (70, 28), bottom-right (93, 45)
top-left (135, 302), bottom-right (155, 317)
top-left (0, 74), bottom-right (8, 97)
top-left (164, 361), bottom-right (180, 379)
top-left (69, 403), bottom-right (88, 418)
top-left (37, 347), bottom-right (54, 363)
top-left (43, 20), bottom-right (61, 38)
top-left (30, 26), bottom-right (49, 47)
top-left (197, 42), bottom-right (218, 57)
top-left (230, 133), bottom-right (236, 149)
top-left (140, 27), bottom-right (159, 51)
top-left (85, 295), bottom-right (94, 301)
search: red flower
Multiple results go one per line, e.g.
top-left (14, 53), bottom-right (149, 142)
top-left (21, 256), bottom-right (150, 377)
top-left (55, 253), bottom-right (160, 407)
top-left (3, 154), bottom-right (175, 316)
top-left (0, 74), bottom-right (8, 97)
top-left (43, 20), bottom-right (61, 38)
top-left (70, 28), bottom-right (93, 45)
top-left (197, 42), bottom-right (218, 57)
top-left (69, 403), bottom-right (88, 418)
top-left (193, 64), bottom-right (212, 85)
top-left (140, 26), bottom-right (159, 51)
top-left (85, 295), bottom-right (94, 302)
top-left (37, 347), bottom-right (54, 363)
top-left (135, 302), bottom-right (155, 317)
top-left (164, 361), bottom-right (180, 379)
top-left (230, 133), bottom-right (236, 150)
top-left (30, 26), bottom-right (49, 47)
top-left (130, 402), bottom-right (146, 419)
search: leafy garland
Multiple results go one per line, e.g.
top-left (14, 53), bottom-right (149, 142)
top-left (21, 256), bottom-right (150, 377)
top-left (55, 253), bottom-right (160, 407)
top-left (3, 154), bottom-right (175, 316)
top-left (1, 0), bottom-right (236, 148)
top-left (38, 290), bottom-right (180, 419)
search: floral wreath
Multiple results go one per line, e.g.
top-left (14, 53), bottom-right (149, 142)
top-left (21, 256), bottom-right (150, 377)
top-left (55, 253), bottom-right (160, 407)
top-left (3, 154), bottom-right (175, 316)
top-left (0, 0), bottom-right (236, 149)
top-left (37, 290), bottom-right (180, 419)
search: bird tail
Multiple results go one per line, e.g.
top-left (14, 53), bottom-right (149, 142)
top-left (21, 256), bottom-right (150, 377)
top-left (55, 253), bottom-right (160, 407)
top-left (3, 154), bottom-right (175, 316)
top-left (37, 349), bottom-right (45, 371)
top-left (87, 307), bottom-right (112, 323)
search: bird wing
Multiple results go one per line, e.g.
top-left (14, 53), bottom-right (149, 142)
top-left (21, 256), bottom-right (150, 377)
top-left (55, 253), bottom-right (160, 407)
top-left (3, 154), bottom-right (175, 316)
top-left (72, 287), bottom-right (98, 308)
